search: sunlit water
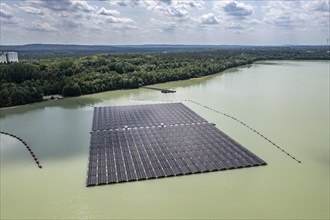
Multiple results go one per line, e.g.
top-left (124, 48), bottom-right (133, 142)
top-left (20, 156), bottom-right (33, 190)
top-left (1, 61), bottom-right (329, 219)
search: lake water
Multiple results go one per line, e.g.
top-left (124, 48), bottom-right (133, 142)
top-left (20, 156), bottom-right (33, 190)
top-left (1, 61), bottom-right (329, 219)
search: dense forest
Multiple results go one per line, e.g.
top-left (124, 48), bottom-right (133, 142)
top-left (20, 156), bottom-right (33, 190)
top-left (0, 47), bottom-right (329, 107)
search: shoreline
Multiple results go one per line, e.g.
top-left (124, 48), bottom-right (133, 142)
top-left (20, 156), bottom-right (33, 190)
top-left (0, 101), bottom-right (41, 110)
top-left (0, 62), bottom-right (249, 110)
top-left (1, 59), bottom-right (328, 110)
top-left (189, 75), bottom-right (212, 80)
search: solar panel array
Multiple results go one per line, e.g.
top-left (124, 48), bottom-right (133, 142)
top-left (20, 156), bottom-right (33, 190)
top-left (92, 103), bottom-right (207, 131)
top-left (87, 103), bottom-right (266, 186)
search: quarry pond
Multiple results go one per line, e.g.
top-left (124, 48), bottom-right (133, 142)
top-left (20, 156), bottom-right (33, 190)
top-left (1, 61), bottom-right (329, 219)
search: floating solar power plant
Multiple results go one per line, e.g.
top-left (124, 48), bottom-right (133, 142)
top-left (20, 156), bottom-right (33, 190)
top-left (86, 123), bottom-right (266, 186)
top-left (92, 103), bottom-right (207, 131)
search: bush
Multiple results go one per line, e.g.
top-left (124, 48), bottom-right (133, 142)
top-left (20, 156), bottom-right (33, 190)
top-left (62, 83), bottom-right (82, 97)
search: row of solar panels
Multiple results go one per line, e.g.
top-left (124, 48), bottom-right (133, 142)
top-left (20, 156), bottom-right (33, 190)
top-left (93, 103), bottom-right (201, 118)
top-left (90, 123), bottom-right (223, 140)
top-left (92, 103), bottom-right (207, 131)
top-left (88, 153), bottom-right (265, 170)
top-left (88, 144), bottom-right (258, 162)
top-left (90, 135), bottom-right (240, 146)
top-left (88, 142), bottom-right (252, 155)
top-left (86, 158), bottom-right (264, 186)
top-left (87, 103), bottom-right (266, 186)
top-left (89, 124), bottom-right (248, 149)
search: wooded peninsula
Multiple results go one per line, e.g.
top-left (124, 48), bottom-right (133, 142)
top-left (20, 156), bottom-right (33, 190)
top-left (0, 46), bottom-right (329, 107)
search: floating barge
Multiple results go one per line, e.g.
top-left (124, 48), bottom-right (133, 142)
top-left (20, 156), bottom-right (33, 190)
top-left (143, 86), bottom-right (176, 93)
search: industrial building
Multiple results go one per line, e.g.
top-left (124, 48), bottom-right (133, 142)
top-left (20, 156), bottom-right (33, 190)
top-left (0, 52), bottom-right (19, 63)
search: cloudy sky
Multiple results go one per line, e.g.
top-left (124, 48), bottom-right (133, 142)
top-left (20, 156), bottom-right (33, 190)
top-left (1, 0), bottom-right (329, 45)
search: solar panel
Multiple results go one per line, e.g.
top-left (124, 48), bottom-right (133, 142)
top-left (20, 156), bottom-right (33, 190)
top-left (92, 103), bottom-right (207, 131)
top-left (86, 103), bottom-right (267, 186)
top-left (87, 122), bottom-right (266, 186)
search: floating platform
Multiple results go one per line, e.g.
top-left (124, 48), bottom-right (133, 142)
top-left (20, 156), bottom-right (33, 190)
top-left (142, 86), bottom-right (176, 93)
top-left (86, 103), bottom-right (266, 186)
top-left (92, 103), bottom-right (206, 131)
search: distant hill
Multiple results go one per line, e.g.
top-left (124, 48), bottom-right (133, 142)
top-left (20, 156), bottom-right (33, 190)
top-left (0, 44), bottom-right (243, 59)
top-left (0, 44), bottom-right (328, 60)
top-left (0, 44), bottom-right (249, 51)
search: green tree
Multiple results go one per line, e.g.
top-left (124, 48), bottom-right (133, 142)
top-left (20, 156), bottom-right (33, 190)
top-left (62, 83), bottom-right (82, 96)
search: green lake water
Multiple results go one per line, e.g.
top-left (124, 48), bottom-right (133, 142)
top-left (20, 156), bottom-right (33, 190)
top-left (1, 61), bottom-right (329, 219)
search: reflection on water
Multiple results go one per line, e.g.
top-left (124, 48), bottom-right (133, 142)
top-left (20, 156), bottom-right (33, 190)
top-left (1, 61), bottom-right (329, 219)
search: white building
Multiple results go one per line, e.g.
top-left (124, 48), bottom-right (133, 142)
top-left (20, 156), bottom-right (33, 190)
top-left (6, 52), bottom-right (18, 63)
top-left (0, 53), bottom-right (7, 63)
top-left (0, 52), bottom-right (19, 63)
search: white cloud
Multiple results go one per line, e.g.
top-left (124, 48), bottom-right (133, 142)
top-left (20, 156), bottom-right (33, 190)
top-left (98, 14), bottom-right (137, 29)
top-left (199, 13), bottom-right (220, 25)
top-left (19, 0), bottom-right (137, 31)
top-left (154, 1), bottom-right (204, 19)
top-left (59, 20), bottom-right (83, 29)
top-left (20, 6), bottom-right (44, 15)
top-left (155, 5), bottom-right (189, 18)
top-left (29, 0), bottom-right (95, 13)
top-left (185, 1), bottom-right (205, 9)
top-left (301, 0), bottom-right (330, 12)
top-left (106, 16), bottom-right (135, 25)
top-left (159, 0), bottom-right (172, 5)
top-left (214, 1), bottom-right (254, 17)
top-left (0, 9), bottom-right (11, 18)
top-left (212, 1), bottom-right (256, 33)
top-left (0, 3), bottom-right (21, 24)
top-left (72, 1), bottom-right (95, 13)
top-left (108, 0), bottom-right (148, 8)
top-left (1, 0), bottom-right (329, 45)
top-left (223, 21), bottom-right (252, 33)
top-left (110, 0), bottom-right (204, 20)
top-left (30, 0), bottom-right (72, 12)
top-left (98, 7), bottom-right (120, 16)
top-left (148, 18), bottom-right (178, 33)
top-left (0, 3), bottom-right (12, 18)
top-left (29, 22), bottom-right (58, 32)
top-left (162, 22), bottom-right (177, 32)
top-left (263, 2), bottom-right (310, 29)
top-left (300, 0), bottom-right (330, 27)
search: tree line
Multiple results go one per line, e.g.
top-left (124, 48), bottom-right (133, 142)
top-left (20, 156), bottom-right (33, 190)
top-left (0, 47), bottom-right (329, 107)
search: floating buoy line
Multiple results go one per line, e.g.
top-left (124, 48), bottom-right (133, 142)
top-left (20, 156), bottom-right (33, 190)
top-left (0, 131), bottom-right (43, 168)
top-left (131, 98), bottom-right (302, 164)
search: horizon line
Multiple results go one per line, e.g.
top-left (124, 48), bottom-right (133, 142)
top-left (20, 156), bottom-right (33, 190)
top-left (1, 43), bottom-right (329, 47)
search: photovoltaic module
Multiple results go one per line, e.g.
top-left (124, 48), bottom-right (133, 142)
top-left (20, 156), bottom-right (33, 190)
top-left (87, 103), bottom-right (266, 186)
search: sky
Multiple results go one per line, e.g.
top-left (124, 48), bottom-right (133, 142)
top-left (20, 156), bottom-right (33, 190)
top-left (0, 0), bottom-right (329, 45)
